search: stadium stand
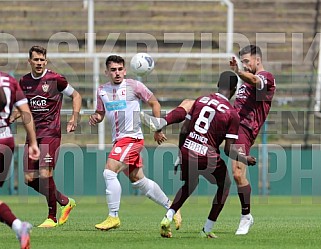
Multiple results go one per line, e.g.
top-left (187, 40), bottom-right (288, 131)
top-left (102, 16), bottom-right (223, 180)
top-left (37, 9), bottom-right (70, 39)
top-left (0, 0), bottom-right (320, 143)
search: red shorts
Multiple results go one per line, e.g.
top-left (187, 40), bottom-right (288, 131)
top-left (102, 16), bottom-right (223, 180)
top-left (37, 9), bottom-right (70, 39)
top-left (0, 137), bottom-right (14, 187)
top-left (109, 137), bottom-right (144, 174)
top-left (233, 125), bottom-right (254, 156)
top-left (24, 137), bottom-right (61, 172)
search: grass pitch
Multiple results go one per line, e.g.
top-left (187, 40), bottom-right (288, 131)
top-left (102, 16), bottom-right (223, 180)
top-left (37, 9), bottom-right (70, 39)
top-left (0, 195), bottom-right (320, 249)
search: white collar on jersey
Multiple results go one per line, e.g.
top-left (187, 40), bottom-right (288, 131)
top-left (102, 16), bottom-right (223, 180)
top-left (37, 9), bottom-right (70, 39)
top-left (31, 69), bottom-right (48, 80)
top-left (215, 92), bottom-right (229, 101)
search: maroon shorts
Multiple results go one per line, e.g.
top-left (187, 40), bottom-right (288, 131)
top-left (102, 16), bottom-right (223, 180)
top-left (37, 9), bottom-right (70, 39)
top-left (24, 137), bottom-right (61, 172)
top-left (233, 125), bottom-right (254, 156)
top-left (180, 155), bottom-right (229, 186)
top-left (0, 137), bottom-right (14, 187)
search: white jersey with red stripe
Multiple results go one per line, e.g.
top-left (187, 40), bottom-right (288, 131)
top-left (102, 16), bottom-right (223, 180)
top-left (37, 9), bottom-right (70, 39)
top-left (96, 79), bottom-right (153, 143)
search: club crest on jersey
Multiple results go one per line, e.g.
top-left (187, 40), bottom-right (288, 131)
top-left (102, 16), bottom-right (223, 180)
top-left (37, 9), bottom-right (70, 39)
top-left (42, 82), bottom-right (49, 92)
top-left (238, 85), bottom-right (246, 94)
top-left (236, 85), bottom-right (247, 99)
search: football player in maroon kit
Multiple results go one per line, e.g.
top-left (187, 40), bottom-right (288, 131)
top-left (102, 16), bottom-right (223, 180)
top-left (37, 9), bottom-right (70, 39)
top-left (12, 45), bottom-right (82, 228)
top-left (229, 45), bottom-right (276, 235)
top-left (142, 45), bottom-right (275, 236)
top-left (159, 71), bottom-right (256, 238)
top-left (0, 73), bottom-right (40, 248)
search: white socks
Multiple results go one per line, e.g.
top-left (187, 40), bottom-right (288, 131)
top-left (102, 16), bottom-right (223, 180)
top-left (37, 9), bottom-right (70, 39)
top-left (132, 177), bottom-right (170, 209)
top-left (103, 169), bottom-right (121, 217)
top-left (165, 209), bottom-right (175, 221)
top-left (103, 170), bottom-right (171, 216)
top-left (12, 219), bottom-right (22, 235)
top-left (203, 218), bottom-right (215, 233)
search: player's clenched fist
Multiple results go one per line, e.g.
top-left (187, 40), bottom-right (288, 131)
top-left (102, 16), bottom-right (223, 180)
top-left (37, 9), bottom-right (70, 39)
top-left (89, 112), bottom-right (104, 126)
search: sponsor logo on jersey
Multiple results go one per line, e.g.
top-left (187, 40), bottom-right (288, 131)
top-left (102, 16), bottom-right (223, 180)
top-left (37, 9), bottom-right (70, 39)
top-left (29, 95), bottom-right (49, 112)
top-left (236, 85), bottom-right (247, 99)
top-left (183, 138), bottom-right (208, 156)
top-left (105, 100), bottom-right (127, 111)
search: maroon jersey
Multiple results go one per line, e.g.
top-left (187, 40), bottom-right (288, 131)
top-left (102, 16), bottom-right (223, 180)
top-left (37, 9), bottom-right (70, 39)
top-left (181, 93), bottom-right (239, 162)
top-left (234, 71), bottom-right (276, 139)
top-left (19, 69), bottom-right (70, 138)
top-left (0, 72), bottom-right (27, 129)
top-left (0, 72), bottom-right (27, 186)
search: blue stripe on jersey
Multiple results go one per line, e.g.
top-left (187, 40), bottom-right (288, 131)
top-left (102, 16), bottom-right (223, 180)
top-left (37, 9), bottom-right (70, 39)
top-left (105, 100), bottom-right (127, 111)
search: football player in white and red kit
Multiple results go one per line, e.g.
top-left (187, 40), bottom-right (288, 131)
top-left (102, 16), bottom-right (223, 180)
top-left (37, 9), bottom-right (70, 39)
top-left (159, 71), bottom-right (256, 238)
top-left (89, 55), bottom-right (181, 231)
top-left (13, 45), bottom-right (82, 228)
top-left (0, 72), bottom-right (40, 248)
top-left (230, 45), bottom-right (276, 235)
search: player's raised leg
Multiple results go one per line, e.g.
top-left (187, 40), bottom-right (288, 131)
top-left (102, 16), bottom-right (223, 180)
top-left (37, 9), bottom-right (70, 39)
top-left (140, 112), bottom-right (167, 132)
top-left (130, 167), bottom-right (182, 231)
top-left (140, 99), bottom-right (194, 132)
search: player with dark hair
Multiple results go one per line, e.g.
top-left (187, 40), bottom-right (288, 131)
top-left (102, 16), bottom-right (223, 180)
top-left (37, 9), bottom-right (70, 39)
top-left (159, 71), bottom-right (256, 238)
top-left (89, 55), bottom-right (181, 231)
top-left (229, 44), bottom-right (276, 235)
top-left (11, 45), bottom-right (82, 228)
top-left (142, 45), bottom-right (275, 235)
top-left (0, 72), bottom-right (40, 248)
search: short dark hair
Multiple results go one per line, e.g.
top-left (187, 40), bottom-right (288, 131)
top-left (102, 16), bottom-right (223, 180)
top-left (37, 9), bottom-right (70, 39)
top-left (217, 71), bottom-right (238, 91)
top-left (239, 45), bottom-right (262, 58)
top-left (29, 45), bottom-right (46, 59)
top-left (105, 55), bottom-right (125, 68)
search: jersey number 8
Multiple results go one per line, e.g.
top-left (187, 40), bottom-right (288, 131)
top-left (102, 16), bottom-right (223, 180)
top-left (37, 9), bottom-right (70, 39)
top-left (194, 106), bottom-right (215, 134)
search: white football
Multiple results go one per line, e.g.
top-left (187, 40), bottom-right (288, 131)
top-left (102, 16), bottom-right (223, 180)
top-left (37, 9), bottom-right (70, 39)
top-left (130, 53), bottom-right (155, 76)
